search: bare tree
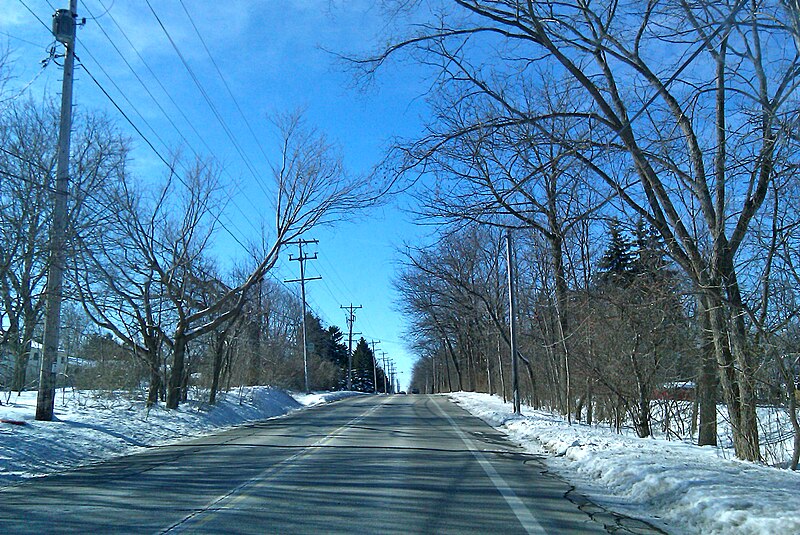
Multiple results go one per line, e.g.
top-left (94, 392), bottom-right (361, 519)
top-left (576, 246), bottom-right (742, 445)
top-left (77, 111), bottom-right (370, 408)
top-left (363, 0), bottom-right (800, 461)
top-left (0, 99), bottom-right (127, 393)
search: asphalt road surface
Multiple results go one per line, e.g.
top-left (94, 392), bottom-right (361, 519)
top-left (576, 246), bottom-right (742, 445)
top-left (0, 395), bottom-right (663, 534)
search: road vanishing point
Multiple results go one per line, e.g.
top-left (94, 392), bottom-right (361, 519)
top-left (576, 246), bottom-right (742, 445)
top-left (0, 395), bottom-right (664, 534)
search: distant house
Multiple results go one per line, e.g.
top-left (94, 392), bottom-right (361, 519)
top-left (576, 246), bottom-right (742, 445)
top-left (0, 341), bottom-right (69, 389)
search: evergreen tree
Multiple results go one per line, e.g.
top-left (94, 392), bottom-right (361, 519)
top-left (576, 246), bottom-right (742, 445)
top-left (597, 220), bottom-right (636, 286)
top-left (351, 338), bottom-right (375, 392)
top-left (324, 326), bottom-right (349, 369)
top-left (303, 313), bottom-right (352, 389)
top-left (632, 218), bottom-right (668, 278)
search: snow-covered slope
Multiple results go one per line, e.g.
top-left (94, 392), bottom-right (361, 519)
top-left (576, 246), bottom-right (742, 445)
top-left (450, 392), bottom-right (800, 535)
top-left (0, 387), bottom-right (356, 487)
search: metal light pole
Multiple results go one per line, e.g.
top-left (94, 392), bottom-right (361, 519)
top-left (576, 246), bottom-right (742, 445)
top-left (506, 231), bottom-right (521, 414)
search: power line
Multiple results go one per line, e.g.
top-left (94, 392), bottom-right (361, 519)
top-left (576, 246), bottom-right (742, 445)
top-left (98, 0), bottom-right (278, 227)
top-left (177, 0), bottom-right (270, 163)
top-left (17, 0), bottom-right (51, 32)
top-left (80, 4), bottom-right (200, 156)
top-left (91, 0), bottom-right (218, 160)
top-left (20, 0), bottom-right (283, 264)
top-left (76, 46), bottom-right (173, 157)
top-left (78, 2), bottom-right (269, 240)
top-left (0, 30), bottom-right (47, 48)
top-left (143, 0), bottom-right (270, 199)
top-left (79, 60), bottom-right (257, 254)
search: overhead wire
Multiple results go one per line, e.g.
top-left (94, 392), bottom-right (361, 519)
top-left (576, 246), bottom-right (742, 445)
top-left (90, 0), bottom-right (277, 238)
top-left (31, 0), bottom-right (264, 255)
top-left (176, 0), bottom-right (271, 163)
top-left (17, 0), bottom-right (50, 31)
top-left (91, 0), bottom-right (218, 160)
top-left (78, 2), bottom-right (267, 241)
top-left (17, 1), bottom-right (299, 269)
top-left (87, 6), bottom-right (272, 246)
top-left (0, 30), bottom-right (46, 48)
top-left (76, 61), bottom-right (258, 254)
top-left (142, 0), bottom-right (273, 201)
top-left (6, 1), bottom-right (330, 343)
top-left (13, 1), bottom-right (364, 340)
top-left (79, 3), bottom-right (201, 158)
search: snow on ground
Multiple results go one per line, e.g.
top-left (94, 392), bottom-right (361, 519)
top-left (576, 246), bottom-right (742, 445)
top-left (3, 388), bottom-right (796, 534)
top-left (450, 392), bottom-right (800, 535)
top-left (0, 387), bottom-right (356, 488)
top-left (293, 390), bottom-right (366, 406)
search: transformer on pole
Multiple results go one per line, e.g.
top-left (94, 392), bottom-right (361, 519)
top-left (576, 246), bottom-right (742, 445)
top-left (36, 1), bottom-right (78, 421)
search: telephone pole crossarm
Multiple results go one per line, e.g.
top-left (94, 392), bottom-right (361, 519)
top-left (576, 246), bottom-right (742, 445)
top-left (340, 304), bottom-right (362, 390)
top-left (284, 239), bottom-right (320, 393)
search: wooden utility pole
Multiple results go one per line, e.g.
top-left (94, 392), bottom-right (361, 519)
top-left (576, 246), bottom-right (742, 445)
top-left (370, 340), bottom-right (381, 393)
top-left (340, 304), bottom-right (362, 390)
top-left (381, 356), bottom-right (395, 394)
top-left (36, 2), bottom-right (78, 421)
top-left (285, 239), bottom-right (320, 393)
top-left (506, 231), bottom-right (521, 414)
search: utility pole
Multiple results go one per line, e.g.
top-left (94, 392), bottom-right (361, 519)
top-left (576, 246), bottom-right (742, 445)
top-left (506, 231), bottom-right (521, 414)
top-left (383, 355), bottom-right (391, 393)
top-left (36, 2), bottom-right (78, 421)
top-left (388, 361), bottom-right (396, 394)
top-left (369, 340), bottom-right (380, 394)
top-left (285, 239), bottom-right (320, 393)
top-left (340, 304), bottom-right (362, 390)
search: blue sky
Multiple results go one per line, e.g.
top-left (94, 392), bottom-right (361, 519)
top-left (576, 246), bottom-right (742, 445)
top-left (1, 0), bottom-right (435, 388)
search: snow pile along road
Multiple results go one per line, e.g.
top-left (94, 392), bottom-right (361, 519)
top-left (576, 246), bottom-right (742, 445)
top-left (0, 387), bottom-right (328, 487)
top-left (293, 390), bottom-right (366, 406)
top-left (450, 392), bottom-right (800, 535)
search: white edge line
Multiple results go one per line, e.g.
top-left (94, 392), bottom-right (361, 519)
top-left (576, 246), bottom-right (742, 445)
top-left (433, 400), bottom-right (548, 535)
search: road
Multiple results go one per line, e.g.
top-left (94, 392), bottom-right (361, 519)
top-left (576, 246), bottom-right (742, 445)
top-left (0, 395), bottom-right (662, 534)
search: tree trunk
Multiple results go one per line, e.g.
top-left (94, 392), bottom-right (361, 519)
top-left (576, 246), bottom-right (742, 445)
top-left (586, 378), bottom-right (593, 426)
top-left (575, 394), bottom-right (584, 422)
top-left (166, 332), bottom-right (187, 409)
top-left (497, 335), bottom-right (507, 403)
top-left (704, 291), bottom-right (760, 460)
top-left (630, 346), bottom-right (652, 438)
top-left (10, 339), bottom-right (28, 393)
top-left (697, 311), bottom-right (718, 446)
top-left (209, 332), bottom-right (227, 405)
top-left (444, 337), bottom-right (463, 391)
top-left (11, 321), bottom-right (37, 392)
top-left (485, 352), bottom-right (493, 395)
top-left (788, 383), bottom-right (799, 471)
top-left (147, 361), bottom-right (161, 407)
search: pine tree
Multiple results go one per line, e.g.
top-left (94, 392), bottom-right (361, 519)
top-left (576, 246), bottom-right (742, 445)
top-left (632, 218), bottom-right (668, 278)
top-left (597, 220), bottom-right (635, 286)
top-left (351, 338), bottom-right (375, 392)
top-left (303, 314), bottom-right (352, 389)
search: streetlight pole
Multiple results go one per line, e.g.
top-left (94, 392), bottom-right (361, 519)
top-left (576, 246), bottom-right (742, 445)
top-left (506, 231), bottom-right (521, 414)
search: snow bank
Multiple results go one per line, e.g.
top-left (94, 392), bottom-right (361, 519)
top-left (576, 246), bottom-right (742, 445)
top-left (450, 392), bottom-right (800, 535)
top-left (0, 386), bottom-right (322, 487)
top-left (292, 390), bottom-right (367, 406)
